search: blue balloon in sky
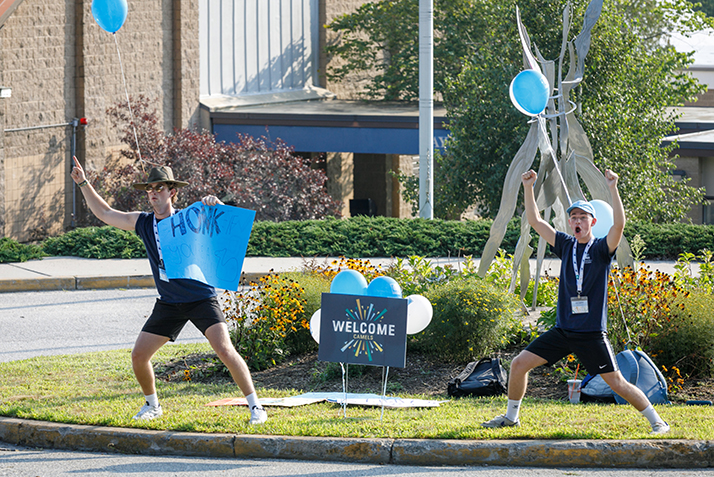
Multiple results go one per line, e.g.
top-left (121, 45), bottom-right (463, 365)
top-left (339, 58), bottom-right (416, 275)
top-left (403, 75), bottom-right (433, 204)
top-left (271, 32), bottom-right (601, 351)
top-left (366, 276), bottom-right (403, 299)
top-left (509, 69), bottom-right (550, 116)
top-left (590, 199), bottom-right (614, 238)
top-left (92, 0), bottom-right (128, 33)
top-left (330, 270), bottom-right (368, 296)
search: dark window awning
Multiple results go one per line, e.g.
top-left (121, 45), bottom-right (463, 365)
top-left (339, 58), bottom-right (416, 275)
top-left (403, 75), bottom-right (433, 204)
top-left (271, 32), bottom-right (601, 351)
top-left (201, 98), bottom-right (450, 155)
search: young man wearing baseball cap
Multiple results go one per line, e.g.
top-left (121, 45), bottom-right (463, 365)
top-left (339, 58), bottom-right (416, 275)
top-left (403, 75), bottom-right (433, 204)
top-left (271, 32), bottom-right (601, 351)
top-left (482, 168), bottom-right (669, 434)
top-left (70, 157), bottom-right (267, 425)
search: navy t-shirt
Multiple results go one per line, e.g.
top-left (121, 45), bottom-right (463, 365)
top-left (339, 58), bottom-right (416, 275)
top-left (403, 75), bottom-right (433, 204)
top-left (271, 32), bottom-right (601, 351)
top-left (135, 211), bottom-right (216, 304)
top-left (552, 231), bottom-right (614, 332)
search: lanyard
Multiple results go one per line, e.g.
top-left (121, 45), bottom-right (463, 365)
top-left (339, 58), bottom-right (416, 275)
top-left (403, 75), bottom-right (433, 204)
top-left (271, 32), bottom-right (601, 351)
top-left (571, 237), bottom-right (594, 297)
top-left (153, 213), bottom-right (172, 269)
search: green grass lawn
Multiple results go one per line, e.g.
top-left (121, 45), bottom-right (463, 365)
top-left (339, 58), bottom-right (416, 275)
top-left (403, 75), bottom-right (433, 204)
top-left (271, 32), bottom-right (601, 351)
top-left (1, 342), bottom-right (712, 440)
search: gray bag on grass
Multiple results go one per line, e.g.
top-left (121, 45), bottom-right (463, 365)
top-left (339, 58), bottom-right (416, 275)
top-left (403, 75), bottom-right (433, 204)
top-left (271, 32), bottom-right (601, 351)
top-left (580, 348), bottom-right (669, 405)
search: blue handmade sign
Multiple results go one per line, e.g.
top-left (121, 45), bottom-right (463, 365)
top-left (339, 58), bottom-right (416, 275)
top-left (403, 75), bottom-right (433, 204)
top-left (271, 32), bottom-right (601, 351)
top-left (157, 202), bottom-right (255, 291)
top-left (319, 293), bottom-right (407, 368)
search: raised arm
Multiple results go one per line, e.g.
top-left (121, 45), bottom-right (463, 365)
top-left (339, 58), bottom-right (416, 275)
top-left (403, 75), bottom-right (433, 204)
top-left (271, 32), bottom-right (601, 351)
top-left (522, 170), bottom-right (556, 247)
top-left (605, 169), bottom-right (625, 253)
top-left (71, 156), bottom-right (141, 231)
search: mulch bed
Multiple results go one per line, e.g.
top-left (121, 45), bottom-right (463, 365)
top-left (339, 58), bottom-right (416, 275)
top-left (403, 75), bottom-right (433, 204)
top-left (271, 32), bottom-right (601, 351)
top-left (156, 349), bottom-right (713, 404)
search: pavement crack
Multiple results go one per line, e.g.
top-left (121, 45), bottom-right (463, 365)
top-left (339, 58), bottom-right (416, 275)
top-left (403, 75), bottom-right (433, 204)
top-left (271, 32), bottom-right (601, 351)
top-left (6, 263), bottom-right (52, 277)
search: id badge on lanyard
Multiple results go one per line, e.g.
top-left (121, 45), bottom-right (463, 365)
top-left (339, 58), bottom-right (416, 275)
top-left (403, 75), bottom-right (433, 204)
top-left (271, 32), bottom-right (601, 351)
top-left (153, 216), bottom-right (170, 282)
top-left (571, 238), bottom-right (594, 314)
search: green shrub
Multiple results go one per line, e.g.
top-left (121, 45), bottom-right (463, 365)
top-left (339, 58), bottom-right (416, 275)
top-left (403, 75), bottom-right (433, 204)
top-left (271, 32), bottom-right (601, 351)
top-left (673, 249), bottom-right (714, 294)
top-left (42, 226), bottom-right (146, 259)
top-left (385, 255), bottom-right (462, 296)
top-left (36, 218), bottom-right (714, 261)
top-left (651, 291), bottom-right (714, 378)
top-left (247, 216), bottom-right (531, 257)
top-left (607, 265), bottom-right (683, 354)
top-left (0, 237), bottom-right (46, 263)
top-left (222, 271), bottom-right (330, 371)
top-left (281, 272), bottom-right (330, 356)
top-left (416, 276), bottom-right (518, 361)
top-left (625, 221), bottom-right (714, 260)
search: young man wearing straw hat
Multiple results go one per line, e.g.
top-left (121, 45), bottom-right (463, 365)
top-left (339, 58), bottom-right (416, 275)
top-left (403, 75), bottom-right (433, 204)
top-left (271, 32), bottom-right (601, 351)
top-left (70, 157), bottom-right (267, 425)
top-left (481, 168), bottom-right (669, 434)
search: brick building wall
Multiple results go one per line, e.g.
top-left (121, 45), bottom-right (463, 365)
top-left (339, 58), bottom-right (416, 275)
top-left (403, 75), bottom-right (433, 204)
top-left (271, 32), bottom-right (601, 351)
top-left (322, 0), bottom-right (376, 99)
top-left (0, 0), bottom-right (199, 241)
top-left (321, 0), bottom-right (417, 218)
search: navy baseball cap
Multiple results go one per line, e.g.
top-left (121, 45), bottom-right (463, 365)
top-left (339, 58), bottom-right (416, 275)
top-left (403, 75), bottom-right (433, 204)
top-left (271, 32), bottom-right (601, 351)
top-left (566, 200), bottom-right (596, 218)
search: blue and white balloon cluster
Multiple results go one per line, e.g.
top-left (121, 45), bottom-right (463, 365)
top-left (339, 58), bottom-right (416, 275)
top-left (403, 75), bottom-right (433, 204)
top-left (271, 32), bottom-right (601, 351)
top-left (309, 270), bottom-right (433, 344)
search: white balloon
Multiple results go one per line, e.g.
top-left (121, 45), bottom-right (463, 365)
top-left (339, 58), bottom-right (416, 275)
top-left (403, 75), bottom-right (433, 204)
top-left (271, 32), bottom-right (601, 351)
top-left (309, 309), bottom-right (321, 343)
top-left (590, 199), bottom-right (614, 238)
top-left (406, 295), bottom-right (433, 335)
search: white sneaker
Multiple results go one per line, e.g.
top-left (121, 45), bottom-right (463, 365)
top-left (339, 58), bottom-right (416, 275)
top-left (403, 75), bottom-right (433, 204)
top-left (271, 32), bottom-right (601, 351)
top-left (481, 414), bottom-right (520, 428)
top-left (249, 405), bottom-right (267, 425)
top-left (132, 402), bottom-right (163, 421)
top-left (651, 421), bottom-right (670, 435)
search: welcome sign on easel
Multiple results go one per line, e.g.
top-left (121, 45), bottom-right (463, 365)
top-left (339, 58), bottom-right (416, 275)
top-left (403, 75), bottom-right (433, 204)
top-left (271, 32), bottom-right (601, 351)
top-left (318, 293), bottom-right (407, 368)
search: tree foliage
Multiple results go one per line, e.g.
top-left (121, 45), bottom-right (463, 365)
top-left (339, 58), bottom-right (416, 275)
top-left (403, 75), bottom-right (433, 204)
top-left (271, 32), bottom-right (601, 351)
top-left (80, 96), bottom-right (342, 225)
top-left (326, 0), bottom-right (482, 100)
top-left (327, 0), bottom-right (712, 222)
top-left (694, 0), bottom-right (714, 16)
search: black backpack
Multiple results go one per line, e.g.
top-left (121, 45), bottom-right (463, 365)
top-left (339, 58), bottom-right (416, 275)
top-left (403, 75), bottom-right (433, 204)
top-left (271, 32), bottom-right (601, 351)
top-left (447, 358), bottom-right (508, 398)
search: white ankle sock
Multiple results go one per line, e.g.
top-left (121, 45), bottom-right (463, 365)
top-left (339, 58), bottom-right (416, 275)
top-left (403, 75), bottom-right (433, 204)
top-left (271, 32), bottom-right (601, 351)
top-left (145, 393), bottom-right (159, 407)
top-left (246, 392), bottom-right (260, 409)
top-left (640, 404), bottom-right (664, 426)
top-left (505, 399), bottom-right (522, 422)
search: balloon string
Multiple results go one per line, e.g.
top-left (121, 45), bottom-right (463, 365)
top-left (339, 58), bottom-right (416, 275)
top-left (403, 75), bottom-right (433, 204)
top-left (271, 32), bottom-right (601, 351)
top-left (113, 32), bottom-right (158, 170)
top-left (537, 116), bottom-right (572, 206)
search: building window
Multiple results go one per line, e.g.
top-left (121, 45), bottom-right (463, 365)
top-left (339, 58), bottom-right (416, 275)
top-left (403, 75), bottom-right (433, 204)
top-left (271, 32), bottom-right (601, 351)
top-left (704, 197), bottom-right (714, 225)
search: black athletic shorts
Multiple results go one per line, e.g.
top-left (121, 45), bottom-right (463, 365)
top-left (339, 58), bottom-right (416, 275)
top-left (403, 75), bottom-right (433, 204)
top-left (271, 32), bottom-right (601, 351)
top-left (525, 327), bottom-right (618, 375)
top-left (141, 296), bottom-right (225, 342)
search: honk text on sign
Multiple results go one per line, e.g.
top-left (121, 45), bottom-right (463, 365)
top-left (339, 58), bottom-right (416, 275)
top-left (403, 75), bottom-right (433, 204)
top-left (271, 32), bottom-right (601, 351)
top-left (157, 202), bottom-right (255, 291)
top-left (319, 293), bottom-right (407, 368)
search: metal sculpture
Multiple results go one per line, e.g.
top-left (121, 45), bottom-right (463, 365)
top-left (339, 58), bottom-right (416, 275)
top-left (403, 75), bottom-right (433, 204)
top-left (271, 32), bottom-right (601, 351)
top-left (476, 0), bottom-right (633, 309)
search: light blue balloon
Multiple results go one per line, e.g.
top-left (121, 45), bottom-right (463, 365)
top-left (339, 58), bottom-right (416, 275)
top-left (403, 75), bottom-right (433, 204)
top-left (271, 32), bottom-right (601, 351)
top-left (92, 0), bottom-right (128, 33)
top-left (509, 69), bottom-right (550, 116)
top-left (330, 270), bottom-right (368, 296)
top-left (366, 276), bottom-right (403, 299)
top-left (590, 199), bottom-right (614, 238)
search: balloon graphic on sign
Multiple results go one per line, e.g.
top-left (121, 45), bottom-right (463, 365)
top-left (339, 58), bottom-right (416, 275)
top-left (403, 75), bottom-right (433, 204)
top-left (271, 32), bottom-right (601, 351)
top-left (509, 69), bottom-right (550, 116)
top-left (406, 294), bottom-right (433, 335)
top-left (92, 0), bottom-right (128, 33)
top-left (366, 276), bottom-right (403, 299)
top-left (309, 309), bottom-right (321, 343)
top-left (330, 270), bottom-right (368, 296)
top-left (590, 199), bottom-right (614, 238)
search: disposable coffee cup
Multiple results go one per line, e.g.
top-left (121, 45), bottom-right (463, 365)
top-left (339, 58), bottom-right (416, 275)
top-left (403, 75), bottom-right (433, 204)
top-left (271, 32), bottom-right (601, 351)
top-left (567, 379), bottom-right (582, 404)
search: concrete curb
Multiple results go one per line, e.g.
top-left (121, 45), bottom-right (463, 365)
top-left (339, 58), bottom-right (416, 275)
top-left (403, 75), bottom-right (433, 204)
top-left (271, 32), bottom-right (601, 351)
top-left (0, 276), bottom-right (155, 293)
top-left (0, 417), bottom-right (712, 468)
top-left (0, 273), bottom-right (272, 293)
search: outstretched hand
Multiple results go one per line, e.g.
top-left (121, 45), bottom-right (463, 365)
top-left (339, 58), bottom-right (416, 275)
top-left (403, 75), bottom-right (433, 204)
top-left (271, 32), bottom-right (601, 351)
top-left (522, 169), bottom-right (537, 187)
top-left (70, 156), bottom-right (86, 184)
top-left (201, 195), bottom-right (224, 206)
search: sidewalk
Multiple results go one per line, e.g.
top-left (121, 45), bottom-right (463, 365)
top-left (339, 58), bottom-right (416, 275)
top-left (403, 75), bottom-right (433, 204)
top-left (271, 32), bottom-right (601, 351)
top-left (0, 255), bottom-right (709, 468)
top-left (0, 255), bottom-right (688, 293)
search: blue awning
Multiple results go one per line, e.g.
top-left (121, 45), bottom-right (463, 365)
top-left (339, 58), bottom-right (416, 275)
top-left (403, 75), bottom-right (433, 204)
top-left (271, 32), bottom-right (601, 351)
top-left (213, 123), bottom-right (450, 155)
top-left (202, 99), bottom-right (451, 155)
